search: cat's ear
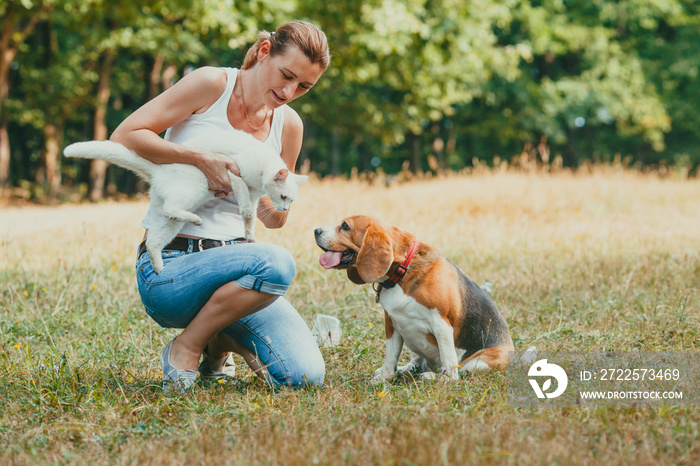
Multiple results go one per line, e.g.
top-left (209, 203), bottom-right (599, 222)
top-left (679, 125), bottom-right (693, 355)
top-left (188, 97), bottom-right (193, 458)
top-left (274, 168), bottom-right (289, 182)
top-left (295, 174), bottom-right (309, 186)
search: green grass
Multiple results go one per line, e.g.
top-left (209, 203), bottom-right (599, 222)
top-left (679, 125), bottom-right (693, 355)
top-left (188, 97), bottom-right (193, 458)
top-left (1, 168), bottom-right (699, 464)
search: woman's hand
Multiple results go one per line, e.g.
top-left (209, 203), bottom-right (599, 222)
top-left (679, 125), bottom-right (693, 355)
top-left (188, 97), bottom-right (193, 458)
top-left (197, 152), bottom-right (241, 198)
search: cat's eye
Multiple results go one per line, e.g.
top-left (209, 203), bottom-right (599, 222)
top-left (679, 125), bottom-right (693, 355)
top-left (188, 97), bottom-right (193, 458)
top-left (341, 222), bottom-right (350, 231)
top-left (281, 195), bottom-right (287, 200)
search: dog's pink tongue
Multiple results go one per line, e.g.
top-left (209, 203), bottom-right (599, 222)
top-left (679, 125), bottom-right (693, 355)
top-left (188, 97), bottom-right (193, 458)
top-left (319, 251), bottom-right (342, 269)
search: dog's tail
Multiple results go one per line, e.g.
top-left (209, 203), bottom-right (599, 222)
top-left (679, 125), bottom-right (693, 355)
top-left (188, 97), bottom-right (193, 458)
top-left (64, 140), bottom-right (154, 182)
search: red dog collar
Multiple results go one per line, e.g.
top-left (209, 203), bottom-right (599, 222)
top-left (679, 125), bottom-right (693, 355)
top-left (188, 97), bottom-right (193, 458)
top-left (374, 241), bottom-right (418, 300)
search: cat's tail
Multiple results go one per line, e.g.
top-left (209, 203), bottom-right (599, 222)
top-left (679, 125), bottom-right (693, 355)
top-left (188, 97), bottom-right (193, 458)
top-left (64, 140), bottom-right (155, 181)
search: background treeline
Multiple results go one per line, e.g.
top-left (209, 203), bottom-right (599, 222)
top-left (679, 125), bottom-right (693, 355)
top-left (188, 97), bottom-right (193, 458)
top-left (1, 0), bottom-right (699, 202)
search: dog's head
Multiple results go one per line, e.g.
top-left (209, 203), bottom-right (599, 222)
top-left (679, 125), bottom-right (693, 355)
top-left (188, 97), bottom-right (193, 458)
top-left (314, 215), bottom-right (410, 284)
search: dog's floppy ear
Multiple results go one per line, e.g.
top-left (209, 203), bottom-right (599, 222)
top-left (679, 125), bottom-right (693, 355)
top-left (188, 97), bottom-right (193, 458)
top-left (355, 223), bottom-right (394, 283)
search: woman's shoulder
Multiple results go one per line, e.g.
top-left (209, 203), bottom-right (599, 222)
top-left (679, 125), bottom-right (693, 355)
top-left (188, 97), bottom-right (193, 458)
top-left (174, 67), bottom-right (231, 114)
top-left (184, 66), bottom-right (229, 91)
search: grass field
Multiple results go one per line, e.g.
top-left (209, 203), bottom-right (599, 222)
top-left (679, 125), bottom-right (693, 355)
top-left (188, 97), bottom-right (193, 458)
top-left (1, 168), bottom-right (699, 465)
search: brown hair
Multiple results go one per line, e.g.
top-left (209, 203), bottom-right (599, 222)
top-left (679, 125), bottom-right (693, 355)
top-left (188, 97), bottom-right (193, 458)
top-left (242, 20), bottom-right (330, 71)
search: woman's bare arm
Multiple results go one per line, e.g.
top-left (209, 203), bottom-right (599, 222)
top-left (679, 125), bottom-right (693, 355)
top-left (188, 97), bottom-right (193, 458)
top-left (110, 67), bottom-right (240, 192)
top-left (257, 106), bottom-right (304, 228)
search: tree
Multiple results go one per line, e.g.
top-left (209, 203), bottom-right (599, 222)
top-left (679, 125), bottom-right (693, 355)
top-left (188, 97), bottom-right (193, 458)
top-left (297, 0), bottom-right (525, 174)
top-left (625, 0), bottom-right (700, 166)
top-left (452, 0), bottom-right (676, 165)
top-left (12, 18), bottom-right (97, 196)
top-left (2, 0), bottom-right (700, 196)
top-left (0, 0), bottom-right (56, 195)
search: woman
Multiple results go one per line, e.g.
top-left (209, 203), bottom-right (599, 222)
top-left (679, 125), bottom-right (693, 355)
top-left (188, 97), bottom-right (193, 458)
top-left (110, 21), bottom-right (330, 392)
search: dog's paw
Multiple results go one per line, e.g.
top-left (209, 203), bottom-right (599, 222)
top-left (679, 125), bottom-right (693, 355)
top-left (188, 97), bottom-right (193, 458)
top-left (419, 371), bottom-right (457, 382)
top-left (419, 368), bottom-right (459, 381)
top-left (371, 366), bottom-right (396, 384)
top-left (397, 362), bottom-right (418, 374)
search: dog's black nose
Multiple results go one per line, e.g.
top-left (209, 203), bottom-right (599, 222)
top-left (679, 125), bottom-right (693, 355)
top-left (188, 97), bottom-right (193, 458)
top-left (314, 228), bottom-right (322, 237)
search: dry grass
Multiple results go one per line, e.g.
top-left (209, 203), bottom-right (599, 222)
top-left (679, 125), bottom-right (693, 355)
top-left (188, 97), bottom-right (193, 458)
top-left (1, 168), bottom-right (699, 465)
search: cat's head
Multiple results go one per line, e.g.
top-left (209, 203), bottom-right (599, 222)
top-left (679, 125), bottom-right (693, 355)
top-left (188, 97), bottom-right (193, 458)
top-left (264, 168), bottom-right (309, 212)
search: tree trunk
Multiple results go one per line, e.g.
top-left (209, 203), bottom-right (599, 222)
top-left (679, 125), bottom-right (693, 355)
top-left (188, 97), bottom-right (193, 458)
top-left (431, 123), bottom-right (444, 172)
top-left (89, 51), bottom-right (114, 203)
top-left (411, 132), bottom-right (422, 173)
top-left (445, 126), bottom-right (456, 166)
top-left (0, 9), bottom-right (44, 195)
top-left (0, 45), bottom-right (12, 107)
top-left (0, 10), bottom-right (43, 109)
top-left (162, 63), bottom-right (178, 90)
top-left (330, 129), bottom-right (340, 176)
top-left (0, 119), bottom-right (9, 196)
top-left (0, 2), bottom-right (53, 195)
top-left (44, 123), bottom-right (63, 196)
top-left (148, 53), bottom-right (164, 100)
top-left (89, 161), bottom-right (110, 204)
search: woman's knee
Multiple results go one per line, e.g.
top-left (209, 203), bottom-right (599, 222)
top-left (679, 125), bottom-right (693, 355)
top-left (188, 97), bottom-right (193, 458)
top-left (256, 244), bottom-right (297, 285)
top-left (269, 356), bottom-right (325, 389)
top-left (263, 335), bottom-right (326, 389)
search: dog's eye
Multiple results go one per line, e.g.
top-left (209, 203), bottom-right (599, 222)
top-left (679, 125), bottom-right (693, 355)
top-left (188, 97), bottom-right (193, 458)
top-left (341, 222), bottom-right (350, 231)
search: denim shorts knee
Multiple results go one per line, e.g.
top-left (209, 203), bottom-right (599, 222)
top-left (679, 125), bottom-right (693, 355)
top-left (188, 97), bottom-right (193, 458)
top-left (223, 297), bottom-right (326, 389)
top-left (136, 241), bottom-right (297, 328)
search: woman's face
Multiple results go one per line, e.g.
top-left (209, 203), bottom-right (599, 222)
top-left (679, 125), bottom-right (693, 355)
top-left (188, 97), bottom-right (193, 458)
top-left (258, 43), bottom-right (325, 108)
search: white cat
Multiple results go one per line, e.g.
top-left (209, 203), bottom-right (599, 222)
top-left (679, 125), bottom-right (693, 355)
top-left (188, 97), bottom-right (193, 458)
top-left (64, 130), bottom-right (308, 274)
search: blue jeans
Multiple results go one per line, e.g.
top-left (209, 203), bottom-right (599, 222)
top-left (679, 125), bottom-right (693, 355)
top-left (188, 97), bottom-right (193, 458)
top-left (135, 240), bottom-right (325, 388)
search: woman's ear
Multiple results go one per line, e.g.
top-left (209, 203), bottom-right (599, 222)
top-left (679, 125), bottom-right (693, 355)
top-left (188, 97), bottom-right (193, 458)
top-left (258, 40), bottom-right (272, 62)
top-left (355, 224), bottom-right (394, 283)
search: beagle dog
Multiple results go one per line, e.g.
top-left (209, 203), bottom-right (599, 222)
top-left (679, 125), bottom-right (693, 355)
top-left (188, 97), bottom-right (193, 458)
top-left (314, 215), bottom-right (514, 382)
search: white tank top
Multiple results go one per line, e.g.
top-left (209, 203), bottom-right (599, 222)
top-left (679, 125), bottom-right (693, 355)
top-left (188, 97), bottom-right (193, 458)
top-left (141, 67), bottom-right (287, 240)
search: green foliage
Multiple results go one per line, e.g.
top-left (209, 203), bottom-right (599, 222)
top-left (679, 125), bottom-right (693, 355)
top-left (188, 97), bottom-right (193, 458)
top-left (2, 0), bottom-right (700, 195)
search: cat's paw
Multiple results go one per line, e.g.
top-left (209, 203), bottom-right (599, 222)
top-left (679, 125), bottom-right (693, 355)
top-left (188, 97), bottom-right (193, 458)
top-left (164, 211), bottom-right (202, 225)
top-left (239, 205), bottom-right (255, 218)
top-left (150, 257), bottom-right (164, 275)
top-left (244, 235), bottom-right (257, 243)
